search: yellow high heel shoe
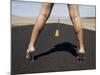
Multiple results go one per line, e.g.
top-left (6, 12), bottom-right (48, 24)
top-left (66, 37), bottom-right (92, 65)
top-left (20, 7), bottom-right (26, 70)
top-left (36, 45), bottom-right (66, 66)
top-left (77, 50), bottom-right (85, 62)
top-left (26, 47), bottom-right (35, 61)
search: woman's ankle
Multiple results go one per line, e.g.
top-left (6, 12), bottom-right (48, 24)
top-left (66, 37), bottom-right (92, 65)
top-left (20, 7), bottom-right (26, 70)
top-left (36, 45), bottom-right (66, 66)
top-left (28, 43), bottom-right (35, 50)
top-left (78, 48), bottom-right (85, 53)
top-left (28, 43), bottom-right (34, 48)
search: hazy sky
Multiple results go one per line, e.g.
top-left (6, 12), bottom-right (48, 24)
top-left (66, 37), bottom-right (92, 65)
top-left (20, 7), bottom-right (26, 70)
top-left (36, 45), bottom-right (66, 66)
top-left (12, 1), bottom-right (96, 18)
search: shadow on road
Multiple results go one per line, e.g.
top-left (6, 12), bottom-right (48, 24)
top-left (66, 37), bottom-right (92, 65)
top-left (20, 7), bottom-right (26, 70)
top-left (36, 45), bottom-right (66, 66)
top-left (34, 42), bottom-right (78, 60)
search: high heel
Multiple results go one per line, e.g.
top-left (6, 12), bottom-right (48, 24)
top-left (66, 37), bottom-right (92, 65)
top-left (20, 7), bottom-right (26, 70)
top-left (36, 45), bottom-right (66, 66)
top-left (26, 47), bottom-right (35, 61)
top-left (77, 51), bottom-right (85, 62)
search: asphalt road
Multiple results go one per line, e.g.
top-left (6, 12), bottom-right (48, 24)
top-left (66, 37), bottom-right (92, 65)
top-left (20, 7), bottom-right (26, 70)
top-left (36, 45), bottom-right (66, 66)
top-left (11, 23), bottom-right (96, 75)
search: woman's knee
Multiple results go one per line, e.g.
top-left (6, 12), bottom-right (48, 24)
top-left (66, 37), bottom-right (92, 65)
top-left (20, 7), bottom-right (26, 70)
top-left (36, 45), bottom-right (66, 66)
top-left (40, 12), bottom-right (49, 19)
top-left (70, 15), bottom-right (79, 21)
top-left (68, 4), bottom-right (80, 19)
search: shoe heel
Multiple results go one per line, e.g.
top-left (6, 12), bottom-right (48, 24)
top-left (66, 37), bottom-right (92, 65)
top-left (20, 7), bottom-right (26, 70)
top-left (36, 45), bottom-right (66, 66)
top-left (26, 51), bottom-right (34, 61)
top-left (77, 52), bottom-right (85, 62)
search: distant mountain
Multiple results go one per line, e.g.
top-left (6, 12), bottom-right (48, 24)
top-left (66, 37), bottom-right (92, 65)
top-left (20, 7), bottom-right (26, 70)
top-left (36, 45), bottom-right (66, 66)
top-left (82, 17), bottom-right (96, 19)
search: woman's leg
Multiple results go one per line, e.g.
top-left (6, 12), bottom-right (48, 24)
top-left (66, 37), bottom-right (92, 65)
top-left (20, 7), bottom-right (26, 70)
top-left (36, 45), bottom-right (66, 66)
top-left (68, 4), bottom-right (85, 53)
top-left (26, 3), bottom-right (53, 58)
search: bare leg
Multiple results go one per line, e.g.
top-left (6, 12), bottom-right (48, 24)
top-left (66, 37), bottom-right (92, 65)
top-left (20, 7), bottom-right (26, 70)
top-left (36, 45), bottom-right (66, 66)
top-left (26, 3), bottom-right (53, 59)
top-left (68, 4), bottom-right (85, 53)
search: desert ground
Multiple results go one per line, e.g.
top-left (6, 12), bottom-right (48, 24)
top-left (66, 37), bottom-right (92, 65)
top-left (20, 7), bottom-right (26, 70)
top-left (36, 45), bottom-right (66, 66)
top-left (11, 15), bottom-right (96, 31)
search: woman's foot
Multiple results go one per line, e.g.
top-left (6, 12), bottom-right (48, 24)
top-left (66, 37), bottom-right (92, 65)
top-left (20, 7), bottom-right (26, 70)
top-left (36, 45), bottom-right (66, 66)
top-left (77, 49), bottom-right (85, 62)
top-left (26, 46), bottom-right (35, 60)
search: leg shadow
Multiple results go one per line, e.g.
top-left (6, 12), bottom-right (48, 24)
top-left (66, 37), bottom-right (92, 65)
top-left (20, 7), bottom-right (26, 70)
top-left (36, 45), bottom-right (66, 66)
top-left (34, 42), bottom-right (78, 60)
